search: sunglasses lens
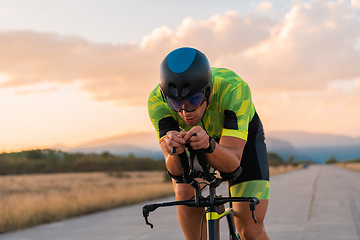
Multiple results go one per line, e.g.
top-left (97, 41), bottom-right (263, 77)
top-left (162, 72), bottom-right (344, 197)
top-left (166, 90), bottom-right (205, 112)
top-left (167, 97), bottom-right (183, 112)
top-left (188, 91), bottom-right (204, 107)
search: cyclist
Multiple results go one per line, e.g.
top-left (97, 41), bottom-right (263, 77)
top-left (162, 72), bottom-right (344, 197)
top-left (148, 47), bottom-right (270, 240)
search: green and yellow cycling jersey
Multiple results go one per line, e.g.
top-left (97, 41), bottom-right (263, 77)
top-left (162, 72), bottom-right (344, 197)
top-left (148, 67), bottom-right (256, 142)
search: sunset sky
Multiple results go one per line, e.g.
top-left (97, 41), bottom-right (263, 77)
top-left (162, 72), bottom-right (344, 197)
top-left (1, 0), bottom-right (360, 152)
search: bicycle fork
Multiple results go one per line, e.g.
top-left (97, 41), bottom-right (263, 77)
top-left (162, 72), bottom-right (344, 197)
top-left (206, 206), bottom-right (241, 240)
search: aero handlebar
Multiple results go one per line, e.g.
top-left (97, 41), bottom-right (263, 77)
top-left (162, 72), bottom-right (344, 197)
top-left (142, 136), bottom-right (259, 228)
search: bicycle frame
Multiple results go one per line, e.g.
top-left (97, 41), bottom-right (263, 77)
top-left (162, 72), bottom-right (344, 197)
top-left (207, 205), bottom-right (238, 240)
top-left (142, 143), bottom-right (259, 240)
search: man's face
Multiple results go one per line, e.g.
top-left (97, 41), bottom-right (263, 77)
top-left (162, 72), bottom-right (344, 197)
top-left (178, 101), bottom-right (207, 126)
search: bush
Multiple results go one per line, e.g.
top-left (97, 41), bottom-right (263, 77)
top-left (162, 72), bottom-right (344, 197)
top-left (325, 156), bottom-right (338, 164)
top-left (0, 149), bottom-right (166, 175)
top-left (268, 153), bottom-right (284, 167)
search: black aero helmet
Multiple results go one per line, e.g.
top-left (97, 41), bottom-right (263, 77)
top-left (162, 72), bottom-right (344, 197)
top-left (160, 47), bottom-right (212, 101)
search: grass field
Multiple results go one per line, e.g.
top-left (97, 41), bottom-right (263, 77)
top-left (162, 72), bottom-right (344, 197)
top-left (0, 171), bottom-right (173, 233)
top-left (335, 162), bottom-right (360, 172)
top-left (0, 165), bottom-right (305, 234)
top-left (269, 164), bottom-right (303, 176)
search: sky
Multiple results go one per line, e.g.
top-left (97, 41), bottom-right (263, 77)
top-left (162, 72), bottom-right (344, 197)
top-left (0, 0), bottom-right (360, 152)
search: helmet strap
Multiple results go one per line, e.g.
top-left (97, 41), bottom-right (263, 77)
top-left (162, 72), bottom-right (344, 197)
top-left (201, 118), bottom-right (208, 135)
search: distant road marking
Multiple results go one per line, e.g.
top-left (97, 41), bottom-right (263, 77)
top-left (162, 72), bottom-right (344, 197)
top-left (308, 166), bottom-right (322, 221)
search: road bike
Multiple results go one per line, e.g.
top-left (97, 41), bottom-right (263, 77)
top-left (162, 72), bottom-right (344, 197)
top-left (142, 142), bottom-right (259, 240)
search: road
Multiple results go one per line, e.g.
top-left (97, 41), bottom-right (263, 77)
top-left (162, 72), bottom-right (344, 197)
top-left (1, 165), bottom-right (360, 240)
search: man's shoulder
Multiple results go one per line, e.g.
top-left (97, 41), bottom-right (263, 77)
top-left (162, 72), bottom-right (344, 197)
top-left (211, 67), bottom-right (248, 92)
top-left (148, 85), bottom-right (162, 102)
top-left (211, 67), bottom-right (239, 77)
top-left (149, 84), bottom-right (161, 96)
top-left (148, 85), bottom-right (164, 110)
top-left (148, 85), bottom-right (175, 120)
top-left (211, 67), bottom-right (245, 83)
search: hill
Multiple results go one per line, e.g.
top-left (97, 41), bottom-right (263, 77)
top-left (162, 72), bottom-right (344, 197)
top-left (266, 131), bottom-right (360, 147)
top-left (266, 131), bottom-right (360, 163)
top-left (265, 138), bottom-right (296, 160)
top-left (51, 131), bottom-right (360, 163)
top-left (52, 132), bottom-right (164, 159)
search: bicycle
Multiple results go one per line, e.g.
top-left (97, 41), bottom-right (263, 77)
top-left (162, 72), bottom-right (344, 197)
top-left (142, 141), bottom-right (259, 240)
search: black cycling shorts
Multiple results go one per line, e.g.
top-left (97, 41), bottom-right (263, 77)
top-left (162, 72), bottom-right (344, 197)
top-left (228, 112), bottom-right (270, 199)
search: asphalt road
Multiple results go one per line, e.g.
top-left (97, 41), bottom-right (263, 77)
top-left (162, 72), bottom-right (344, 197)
top-left (1, 165), bottom-right (360, 240)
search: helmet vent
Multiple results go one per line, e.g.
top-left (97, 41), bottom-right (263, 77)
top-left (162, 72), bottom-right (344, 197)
top-left (181, 84), bottom-right (190, 97)
top-left (168, 83), bottom-right (178, 98)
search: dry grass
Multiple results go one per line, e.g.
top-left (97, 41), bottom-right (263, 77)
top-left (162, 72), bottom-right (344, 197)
top-left (335, 162), bottom-right (360, 172)
top-left (269, 164), bottom-right (304, 176)
top-left (0, 165), bottom-right (303, 234)
top-left (0, 171), bottom-right (173, 233)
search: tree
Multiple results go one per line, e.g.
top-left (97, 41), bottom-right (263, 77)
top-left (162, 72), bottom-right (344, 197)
top-left (325, 156), bottom-right (338, 164)
top-left (268, 153), bottom-right (284, 167)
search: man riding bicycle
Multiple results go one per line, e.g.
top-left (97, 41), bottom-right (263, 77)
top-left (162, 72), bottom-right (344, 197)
top-left (148, 47), bottom-right (270, 240)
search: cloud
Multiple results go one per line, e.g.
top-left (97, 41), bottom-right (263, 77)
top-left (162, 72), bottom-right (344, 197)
top-left (0, 31), bottom-right (161, 105)
top-left (140, 11), bottom-right (274, 62)
top-left (0, 0), bottom-right (359, 107)
top-left (220, 0), bottom-right (360, 92)
top-left (254, 79), bottom-right (360, 136)
top-left (257, 1), bottom-right (273, 12)
top-left (0, 10), bottom-right (274, 105)
top-left (351, 0), bottom-right (360, 8)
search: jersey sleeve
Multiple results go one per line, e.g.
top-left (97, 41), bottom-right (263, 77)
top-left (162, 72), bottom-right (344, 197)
top-left (148, 86), bottom-right (180, 142)
top-left (219, 72), bottom-right (255, 141)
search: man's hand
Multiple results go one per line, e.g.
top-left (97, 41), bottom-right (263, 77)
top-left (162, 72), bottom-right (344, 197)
top-left (183, 126), bottom-right (209, 150)
top-left (161, 130), bottom-right (186, 155)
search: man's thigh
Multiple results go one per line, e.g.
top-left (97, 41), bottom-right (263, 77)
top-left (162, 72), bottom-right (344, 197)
top-left (233, 199), bottom-right (268, 235)
top-left (229, 179), bottom-right (269, 235)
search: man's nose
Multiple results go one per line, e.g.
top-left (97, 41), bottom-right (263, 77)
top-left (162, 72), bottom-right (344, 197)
top-left (179, 102), bottom-right (188, 112)
top-left (180, 108), bottom-right (191, 115)
top-left (180, 109), bottom-right (187, 115)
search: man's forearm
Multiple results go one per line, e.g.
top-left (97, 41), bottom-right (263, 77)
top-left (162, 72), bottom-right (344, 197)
top-left (165, 155), bottom-right (183, 176)
top-left (206, 143), bottom-right (241, 173)
top-left (205, 136), bottom-right (245, 173)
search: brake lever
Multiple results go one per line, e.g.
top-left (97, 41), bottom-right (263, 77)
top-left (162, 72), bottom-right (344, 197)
top-left (249, 198), bottom-right (259, 223)
top-left (143, 204), bottom-right (160, 228)
top-left (144, 216), bottom-right (153, 228)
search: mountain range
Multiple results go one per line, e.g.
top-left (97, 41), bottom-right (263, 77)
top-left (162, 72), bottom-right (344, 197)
top-left (52, 132), bottom-right (164, 159)
top-left (265, 131), bottom-right (360, 163)
top-left (51, 131), bottom-right (360, 163)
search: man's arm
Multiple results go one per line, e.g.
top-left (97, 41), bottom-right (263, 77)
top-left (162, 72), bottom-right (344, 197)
top-left (214, 135), bottom-right (245, 172)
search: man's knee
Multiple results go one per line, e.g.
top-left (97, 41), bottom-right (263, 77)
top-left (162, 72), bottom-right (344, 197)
top-left (233, 200), bottom-right (269, 240)
top-left (173, 182), bottom-right (195, 200)
top-left (240, 223), bottom-right (266, 240)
